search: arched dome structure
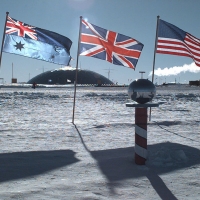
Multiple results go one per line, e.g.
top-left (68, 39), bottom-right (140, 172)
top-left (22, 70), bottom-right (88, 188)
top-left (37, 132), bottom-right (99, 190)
top-left (27, 67), bottom-right (113, 85)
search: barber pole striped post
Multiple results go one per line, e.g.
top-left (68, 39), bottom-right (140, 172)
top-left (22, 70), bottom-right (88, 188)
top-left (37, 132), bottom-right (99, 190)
top-left (126, 103), bottom-right (159, 165)
top-left (135, 107), bottom-right (148, 165)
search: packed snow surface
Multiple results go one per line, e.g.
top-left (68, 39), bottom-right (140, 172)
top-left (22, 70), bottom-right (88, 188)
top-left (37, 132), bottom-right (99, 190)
top-left (0, 85), bottom-right (200, 199)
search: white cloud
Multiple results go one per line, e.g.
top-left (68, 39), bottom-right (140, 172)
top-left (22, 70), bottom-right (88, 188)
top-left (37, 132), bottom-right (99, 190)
top-left (149, 62), bottom-right (200, 77)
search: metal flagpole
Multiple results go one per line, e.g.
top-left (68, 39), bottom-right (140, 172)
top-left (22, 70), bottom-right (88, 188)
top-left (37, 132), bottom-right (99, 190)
top-left (149, 15), bottom-right (160, 121)
top-left (0, 12), bottom-right (9, 68)
top-left (72, 16), bottom-right (82, 124)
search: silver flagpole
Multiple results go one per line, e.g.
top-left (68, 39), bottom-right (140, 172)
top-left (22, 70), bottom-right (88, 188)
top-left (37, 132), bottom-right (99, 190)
top-left (0, 12), bottom-right (9, 68)
top-left (72, 16), bottom-right (82, 124)
top-left (149, 15), bottom-right (160, 121)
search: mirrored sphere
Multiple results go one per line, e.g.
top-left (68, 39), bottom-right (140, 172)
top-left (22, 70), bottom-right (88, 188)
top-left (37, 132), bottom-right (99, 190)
top-left (128, 79), bottom-right (156, 104)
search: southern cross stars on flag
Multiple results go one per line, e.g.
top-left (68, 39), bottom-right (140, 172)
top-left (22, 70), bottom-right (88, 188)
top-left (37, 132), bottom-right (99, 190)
top-left (79, 19), bottom-right (144, 70)
top-left (157, 19), bottom-right (200, 67)
top-left (3, 16), bottom-right (72, 65)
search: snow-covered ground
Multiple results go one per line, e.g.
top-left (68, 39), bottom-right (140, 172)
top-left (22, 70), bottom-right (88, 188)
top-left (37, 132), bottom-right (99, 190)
top-left (0, 85), bottom-right (200, 199)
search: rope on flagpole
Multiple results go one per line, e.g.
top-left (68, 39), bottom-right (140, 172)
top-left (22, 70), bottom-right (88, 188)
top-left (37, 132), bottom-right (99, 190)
top-left (0, 12), bottom-right (9, 68)
top-left (72, 16), bottom-right (82, 124)
top-left (149, 15), bottom-right (160, 121)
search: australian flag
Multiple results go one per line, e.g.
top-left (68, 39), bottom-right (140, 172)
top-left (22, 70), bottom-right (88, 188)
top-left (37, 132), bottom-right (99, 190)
top-left (79, 20), bottom-right (144, 69)
top-left (3, 16), bottom-right (72, 65)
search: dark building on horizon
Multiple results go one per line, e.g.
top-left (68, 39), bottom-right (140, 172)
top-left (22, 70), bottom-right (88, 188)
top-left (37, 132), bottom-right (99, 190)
top-left (189, 80), bottom-right (200, 86)
top-left (27, 67), bottom-right (113, 85)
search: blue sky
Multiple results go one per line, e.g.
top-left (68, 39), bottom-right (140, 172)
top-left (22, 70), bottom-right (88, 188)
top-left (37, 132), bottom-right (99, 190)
top-left (0, 0), bottom-right (200, 84)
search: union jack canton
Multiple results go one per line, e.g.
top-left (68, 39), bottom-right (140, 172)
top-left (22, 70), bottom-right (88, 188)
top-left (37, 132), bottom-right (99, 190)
top-left (79, 20), bottom-right (144, 69)
top-left (6, 16), bottom-right (37, 40)
top-left (5, 16), bottom-right (72, 51)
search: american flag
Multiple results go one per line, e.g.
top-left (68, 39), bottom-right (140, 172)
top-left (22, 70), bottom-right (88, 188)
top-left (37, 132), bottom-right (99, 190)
top-left (157, 19), bottom-right (200, 67)
top-left (79, 20), bottom-right (143, 69)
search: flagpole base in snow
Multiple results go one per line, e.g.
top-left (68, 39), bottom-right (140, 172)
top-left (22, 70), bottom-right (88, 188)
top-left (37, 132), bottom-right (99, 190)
top-left (126, 103), bottom-right (159, 165)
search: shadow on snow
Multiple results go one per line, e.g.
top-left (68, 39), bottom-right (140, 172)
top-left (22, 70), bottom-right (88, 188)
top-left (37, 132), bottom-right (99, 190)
top-left (74, 124), bottom-right (200, 200)
top-left (0, 149), bottom-right (80, 183)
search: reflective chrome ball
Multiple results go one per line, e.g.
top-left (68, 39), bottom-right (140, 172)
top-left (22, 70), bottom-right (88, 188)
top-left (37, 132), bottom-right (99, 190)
top-left (128, 79), bottom-right (156, 104)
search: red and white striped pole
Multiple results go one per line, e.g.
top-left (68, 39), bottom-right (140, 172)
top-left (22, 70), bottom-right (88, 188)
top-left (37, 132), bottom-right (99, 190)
top-left (135, 107), bottom-right (148, 165)
top-left (127, 74), bottom-right (158, 165)
top-left (126, 103), bottom-right (158, 165)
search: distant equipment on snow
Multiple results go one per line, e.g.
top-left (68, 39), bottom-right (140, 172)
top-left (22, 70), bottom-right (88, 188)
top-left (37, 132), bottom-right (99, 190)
top-left (189, 80), bottom-right (200, 86)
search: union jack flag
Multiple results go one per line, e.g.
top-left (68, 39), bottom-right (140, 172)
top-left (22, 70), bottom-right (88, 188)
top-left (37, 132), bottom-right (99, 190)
top-left (79, 20), bottom-right (144, 69)
top-left (6, 16), bottom-right (37, 40)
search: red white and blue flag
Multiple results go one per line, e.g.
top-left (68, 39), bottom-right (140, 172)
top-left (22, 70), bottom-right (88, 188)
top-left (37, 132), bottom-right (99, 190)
top-left (3, 16), bottom-right (72, 65)
top-left (79, 20), bottom-right (144, 69)
top-left (6, 16), bottom-right (37, 40)
top-left (157, 19), bottom-right (200, 67)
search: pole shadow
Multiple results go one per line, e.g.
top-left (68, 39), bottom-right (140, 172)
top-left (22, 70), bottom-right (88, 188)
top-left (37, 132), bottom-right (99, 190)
top-left (74, 124), bottom-right (200, 200)
top-left (0, 149), bottom-right (80, 183)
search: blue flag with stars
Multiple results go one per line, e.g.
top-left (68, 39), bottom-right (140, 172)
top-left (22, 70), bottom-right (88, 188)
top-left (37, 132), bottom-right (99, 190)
top-left (3, 16), bottom-right (72, 65)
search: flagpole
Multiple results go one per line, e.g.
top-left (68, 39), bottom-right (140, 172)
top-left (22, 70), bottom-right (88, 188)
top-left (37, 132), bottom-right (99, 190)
top-left (149, 15), bottom-right (160, 121)
top-left (0, 12), bottom-right (9, 68)
top-left (72, 16), bottom-right (82, 124)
